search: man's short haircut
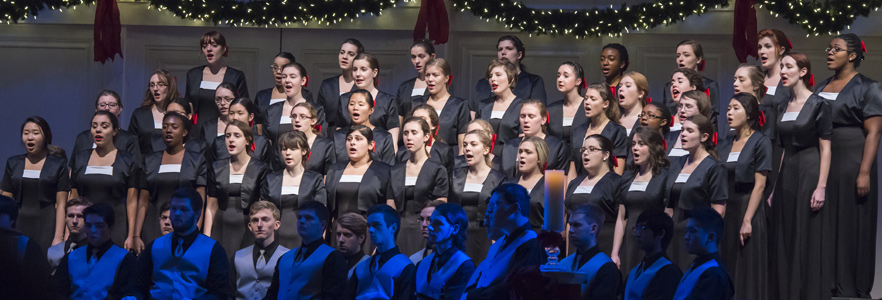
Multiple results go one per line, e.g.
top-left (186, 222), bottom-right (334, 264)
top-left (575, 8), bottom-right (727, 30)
top-left (367, 204), bottom-right (401, 238)
top-left (423, 200), bottom-right (445, 211)
top-left (336, 212), bottom-right (368, 240)
top-left (636, 209), bottom-right (674, 249)
top-left (171, 187), bottom-right (203, 213)
top-left (0, 196), bottom-right (17, 223)
top-left (83, 203), bottom-right (115, 228)
top-left (65, 198), bottom-right (92, 210)
top-left (490, 183), bottom-right (530, 218)
top-left (690, 207), bottom-right (724, 244)
top-left (249, 200), bottom-right (281, 221)
top-left (159, 201), bottom-right (171, 214)
top-left (297, 201), bottom-right (330, 226)
top-left (569, 203), bottom-right (606, 232)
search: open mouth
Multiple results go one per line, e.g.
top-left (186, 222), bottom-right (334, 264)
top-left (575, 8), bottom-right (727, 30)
top-left (633, 152), bottom-right (641, 160)
top-left (293, 123), bottom-right (302, 130)
top-left (355, 78), bottom-right (364, 85)
top-left (760, 55), bottom-right (768, 65)
top-left (165, 134), bottom-right (174, 142)
top-left (602, 68), bottom-right (610, 75)
top-left (340, 60), bottom-right (349, 67)
top-left (727, 117), bottom-right (734, 124)
top-left (678, 63), bottom-right (686, 68)
top-left (672, 89), bottom-right (681, 99)
top-left (733, 87), bottom-right (741, 93)
top-left (491, 84), bottom-right (499, 90)
top-left (228, 145), bottom-right (236, 152)
top-left (285, 157), bottom-right (294, 164)
top-left (427, 83), bottom-right (436, 90)
top-left (681, 138), bottom-right (688, 145)
top-left (349, 147), bottom-right (358, 154)
top-left (94, 136), bottom-right (103, 142)
top-left (206, 54), bottom-right (215, 60)
top-left (781, 75), bottom-right (788, 85)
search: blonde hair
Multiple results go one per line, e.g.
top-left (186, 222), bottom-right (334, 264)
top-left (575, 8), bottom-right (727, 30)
top-left (465, 129), bottom-right (493, 167)
top-left (249, 200), bottom-right (280, 221)
top-left (520, 136), bottom-right (549, 174)
top-left (585, 82), bottom-right (621, 123)
top-left (623, 71), bottom-right (649, 106)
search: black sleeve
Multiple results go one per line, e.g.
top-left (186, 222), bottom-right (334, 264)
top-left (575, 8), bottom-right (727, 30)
top-left (108, 252), bottom-right (138, 300)
top-left (344, 271), bottom-right (359, 300)
top-left (441, 260), bottom-right (476, 300)
top-left (392, 264), bottom-right (417, 300)
top-left (707, 162), bottom-right (728, 204)
top-left (51, 253), bottom-right (72, 299)
top-left (236, 72), bottom-right (250, 100)
top-left (530, 76), bottom-right (547, 104)
top-left (199, 243), bottom-right (232, 300)
top-left (684, 267), bottom-right (733, 300)
top-left (583, 262), bottom-right (622, 300)
top-left (321, 251), bottom-right (349, 300)
top-left (262, 263), bottom-right (281, 300)
top-left (126, 241), bottom-right (154, 299)
top-left (642, 264), bottom-right (683, 300)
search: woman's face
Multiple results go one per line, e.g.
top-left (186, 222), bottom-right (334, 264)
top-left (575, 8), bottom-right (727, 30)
top-left (757, 37), bottom-right (782, 70)
top-left (680, 120), bottom-right (705, 151)
top-left (462, 133), bottom-right (489, 167)
top-left (346, 131), bottom-right (372, 162)
top-left (167, 102), bottom-right (190, 119)
top-left (631, 135), bottom-right (650, 167)
top-left (352, 59), bottom-right (377, 89)
top-left (411, 109), bottom-right (436, 133)
top-left (488, 66), bottom-right (511, 95)
top-left (162, 116), bottom-right (187, 148)
top-left (583, 88), bottom-right (608, 119)
top-left (281, 144), bottom-right (307, 168)
top-left (411, 46), bottom-right (435, 75)
top-left (225, 125), bottom-right (248, 156)
top-left (497, 40), bottom-right (521, 63)
top-left (201, 38), bottom-right (225, 64)
top-left (149, 74), bottom-right (169, 104)
top-left (339, 42), bottom-right (359, 70)
top-left (282, 66), bottom-right (305, 98)
top-left (291, 106), bottom-right (316, 133)
top-left (618, 75), bottom-right (642, 109)
top-left (517, 141), bottom-right (540, 174)
top-left (780, 55), bottom-right (803, 88)
top-left (427, 211), bottom-right (456, 245)
top-left (96, 95), bottom-right (122, 117)
top-left (581, 137), bottom-right (608, 172)
top-left (21, 122), bottom-right (44, 154)
top-left (732, 67), bottom-right (755, 97)
top-left (670, 72), bottom-right (695, 103)
top-left (640, 105), bottom-right (667, 129)
top-left (228, 103), bottom-right (253, 125)
top-left (676, 44), bottom-right (700, 70)
top-left (348, 94), bottom-right (374, 126)
top-left (90, 115), bottom-right (116, 147)
top-left (402, 121), bottom-right (430, 153)
top-left (425, 65), bottom-right (448, 95)
top-left (519, 103), bottom-right (545, 137)
top-left (727, 99), bottom-right (748, 130)
top-left (214, 87), bottom-right (235, 116)
top-left (677, 97), bottom-right (700, 122)
top-left (600, 47), bottom-right (624, 80)
top-left (826, 37), bottom-right (853, 70)
top-left (556, 64), bottom-right (579, 94)
top-left (272, 56), bottom-right (291, 86)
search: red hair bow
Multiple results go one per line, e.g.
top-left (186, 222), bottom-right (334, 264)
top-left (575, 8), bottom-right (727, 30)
top-left (669, 116), bottom-right (675, 127)
top-left (314, 124), bottom-right (322, 133)
top-left (699, 60), bottom-right (706, 72)
top-left (610, 86), bottom-right (617, 98)
top-left (647, 97), bottom-right (653, 103)
top-left (861, 41), bottom-right (868, 53)
top-left (304, 76), bottom-right (309, 87)
top-left (428, 135), bottom-right (434, 147)
top-left (307, 152), bottom-right (311, 162)
top-left (490, 134), bottom-right (497, 154)
top-left (762, 86), bottom-right (768, 95)
top-left (545, 111), bottom-right (551, 124)
top-left (612, 157), bottom-right (618, 168)
top-left (704, 89), bottom-right (710, 98)
top-left (758, 111), bottom-right (766, 127)
top-left (809, 74), bottom-right (815, 87)
top-left (663, 140), bottom-right (668, 150)
top-left (374, 77), bottom-right (379, 88)
top-left (787, 39), bottom-right (793, 50)
top-left (580, 77), bottom-right (587, 90)
top-left (712, 132), bottom-right (718, 145)
top-left (542, 162), bottom-right (548, 172)
top-left (447, 75), bottom-right (453, 87)
top-left (250, 143), bottom-right (256, 152)
top-left (191, 114), bottom-right (198, 125)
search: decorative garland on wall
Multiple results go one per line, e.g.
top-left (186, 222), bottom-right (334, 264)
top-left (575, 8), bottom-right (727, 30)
top-left (756, 0), bottom-right (882, 36)
top-left (147, 0), bottom-right (405, 26)
top-left (0, 0), bottom-right (80, 24)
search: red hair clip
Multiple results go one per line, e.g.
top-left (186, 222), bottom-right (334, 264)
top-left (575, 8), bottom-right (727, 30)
top-left (374, 77), bottom-right (379, 88)
top-left (373, 100), bottom-right (376, 107)
top-left (428, 135), bottom-right (434, 147)
top-left (542, 162), bottom-right (548, 172)
top-left (861, 41), bottom-right (868, 53)
top-left (610, 86), bottom-right (617, 97)
top-left (306, 152), bottom-right (311, 162)
top-left (250, 143), bottom-right (256, 152)
top-left (434, 125), bottom-right (440, 137)
top-left (249, 120), bottom-right (254, 128)
top-left (304, 76), bottom-right (309, 87)
top-left (704, 89), bottom-right (710, 98)
top-left (612, 157), bottom-right (618, 168)
top-left (490, 134), bottom-right (497, 153)
top-left (314, 124), bottom-right (322, 133)
top-left (762, 86), bottom-right (768, 95)
top-left (647, 97), bottom-right (653, 103)
top-left (663, 140), bottom-right (668, 150)
top-left (699, 60), bottom-right (706, 72)
top-left (758, 111), bottom-right (766, 127)
top-left (809, 74), bottom-right (815, 87)
top-left (191, 114), bottom-right (198, 125)
top-left (787, 39), bottom-right (793, 50)
top-left (447, 75), bottom-right (453, 87)
top-left (545, 111), bottom-right (551, 124)
top-left (580, 77), bottom-right (587, 90)
top-left (669, 116), bottom-right (675, 127)
top-left (371, 144), bottom-right (376, 153)
top-left (712, 132), bottom-right (718, 145)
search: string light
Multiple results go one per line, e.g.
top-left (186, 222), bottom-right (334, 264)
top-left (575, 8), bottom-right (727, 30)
top-left (756, 0), bottom-right (882, 35)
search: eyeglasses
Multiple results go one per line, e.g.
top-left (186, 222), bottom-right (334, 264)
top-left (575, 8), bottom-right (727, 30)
top-left (638, 113), bottom-right (664, 120)
top-left (291, 114), bottom-right (314, 120)
top-left (825, 47), bottom-right (847, 54)
top-left (215, 97), bottom-right (235, 104)
top-left (270, 65), bottom-right (283, 72)
top-left (631, 224), bottom-right (648, 234)
top-left (579, 146), bottom-right (603, 153)
top-left (97, 103), bottom-right (119, 109)
top-left (149, 83), bottom-right (168, 88)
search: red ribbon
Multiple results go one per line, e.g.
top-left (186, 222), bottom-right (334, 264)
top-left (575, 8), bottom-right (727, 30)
top-left (731, 0), bottom-right (758, 63)
top-left (580, 78), bottom-right (587, 90)
top-left (762, 86), bottom-right (768, 95)
top-left (490, 134), bottom-right (497, 154)
top-left (787, 39), bottom-right (793, 50)
top-left (712, 132), bottom-right (718, 145)
top-left (758, 111), bottom-right (766, 127)
top-left (428, 135), bottom-right (434, 147)
top-left (249, 120), bottom-right (253, 128)
top-left (699, 60), bottom-right (706, 72)
top-left (663, 140), bottom-right (668, 150)
top-left (447, 75), bottom-right (453, 87)
top-left (669, 116), bottom-right (675, 127)
top-left (374, 77), bottom-right (379, 88)
top-left (542, 162), bottom-right (548, 172)
top-left (250, 143), bottom-right (256, 152)
top-left (412, 0), bottom-right (449, 45)
top-left (314, 124), bottom-right (322, 133)
top-left (809, 74), bottom-right (815, 87)
top-left (307, 152), bottom-right (311, 162)
top-left (371, 144), bottom-right (375, 153)
top-left (191, 114), bottom-right (198, 125)
top-left (304, 76), bottom-right (309, 87)
top-left (647, 97), bottom-right (653, 103)
top-left (704, 89), bottom-right (710, 98)
top-left (545, 111), bottom-right (551, 124)
top-left (94, 0), bottom-right (123, 63)
top-left (861, 41), bottom-right (868, 53)
top-left (612, 157), bottom-right (618, 168)
top-left (610, 86), bottom-right (617, 98)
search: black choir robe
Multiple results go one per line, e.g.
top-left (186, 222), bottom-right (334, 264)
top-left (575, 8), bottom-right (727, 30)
top-left (472, 71), bottom-right (547, 111)
top-left (503, 177), bottom-right (546, 230)
top-left (141, 149), bottom-right (208, 202)
top-left (390, 159), bottom-right (449, 212)
top-left (128, 106), bottom-right (166, 156)
top-left (325, 161), bottom-right (395, 216)
top-left (547, 99), bottom-right (588, 147)
top-left (1, 154), bottom-right (69, 205)
top-left (500, 135), bottom-right (568, 178)
top-left (565, 172), bottom-right (621, 254)
top-left (305, 136), bottom-right (336, 175)
top-left (263, 100), bottom-right (327, 144)
top-left (207, 158), bottom-right (268, 212)
top-left (70, 128), bottom-right (141, 169)
top-left (316, 75), bottom-right (358, 129)
top-left (185, 66), bottom-right (249, 126)
top-left (395, 142), bottom-right (455, 176)
top-left (666, 156), bottom-right (728, 215)
top-left (476, 97), bottom-right (524, 156)
top-left (448, 167), bottom-right (505, 206)
top-left (333, 127), bottom-right (396, 166)
top-left (337, 91), bottom-right (400, 132)
top-left (396, 77), bottom-right (431, 115)
top-left (570, 121), bottom-right (628, 177)
top-left (260, 169), bottom-right (327, 208)
top-left (662, 77), bottom-right (720, 117)
top-left (254, 86), bottom-right (315, 127)
top-left (405, 95), bottom-right (471, 151)
top-left (210, 134), bottom-right (273, 169)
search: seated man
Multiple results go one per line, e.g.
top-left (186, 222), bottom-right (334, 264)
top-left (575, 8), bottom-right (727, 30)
top-left (158, 201), bottom-right (173, 236)
top-left (416, 203), bottom-right (476, 300)
top-left (461, 183), bottom-right (542, 300)
top-left (232, 201), bottom-right (289, 300)
top-left (48, 198), bottom-right (91, 275)
top-left (409, 200), bottom-right (444, 264)
top-left (123, 187), bottom-right (230, 300)
top-left (561, 203), bottom-right (622, 300)
top-left (624, 209), bottom-right (682, 300)
top-left (673, 207), bottom-right (733, 300)
top-left (264, 201), bottom-right (347, 299)
top-left (52, 203), bottom-right (137, 299)
top-left (335, 212), bottom-right (370, 279)
top-left (0, 195), bottom-right (52, 300)
top-left (347, 204), bottom-right (416, 300)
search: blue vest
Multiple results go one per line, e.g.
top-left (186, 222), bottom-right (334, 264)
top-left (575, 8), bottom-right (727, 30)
top-left (277, 244), bottom-right (335, 300)
top-left (673, 259), bottom-right (719, 300)
top-left (149, 234), bottom-right (216, 300)
top-left (68, 245), bottom-right (128, 300)
top-left (16, 235), bottom-right (28, 261)
top-left (353, 252), bottom-right (413, 300)
top-left (416, 250), bottom-right (471, 300)
top-left (624, 256), bottom-right (674, 300)
top-left (234, 244), bottom-right (289, 300)
top-left (462, 229), bottom-right (537, 300)
top-left (559, 251), bottom-right (613, 296)
top-left (348, 255), bottom-right (370, 279)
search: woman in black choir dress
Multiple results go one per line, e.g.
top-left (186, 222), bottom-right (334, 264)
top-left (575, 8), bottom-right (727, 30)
top-left (565, 134), bottom-right (621, 254)
top-left (448, 129), bottom-right (505, 265)
top-left (205, 120), bottom-right (269, 256)
top-left (454, 119), bottom-right (503, 171)
top-left (667, 89), bottom-right (713, 159)
top-left (326, 125), bottom-right (395, 221)
top-left (734, 64), bottom-right (780, 207)
top-left (317, 38), bottom-right (364, 129)
top-left (397, 40), bottom-right (436, 125)
top-left (333, 90), bottom-right (396, 165)
top-left (664, 114), bottom-right (727, 270)
top-left (69, 90), bottom-right (141, 169)
top-left (717, 93), bottom-right (772, 300)
top-left (197, 82), bottom-right (238, 151)
top-left (611, 127), bottom-right (669, 274)
top-left (255, 52), bottom-right (316, 132)
top-left (292, 102), bottom-right (336, 175)
top-left (166, 98), bottom-right (209, 153)
top-left (772, 53), bottom-right (832, 300)
top-left (264, 62), bottom-right (327, 144)
top-left (403, 104), bottom-right (455, 173)
top-left (666, 68), bottom-right (706, 133)
top-left (137, 112), bottom-right (207, 244)
top-left (477, 59), bottom-right (524, 157)
top-left (618, 72), bottom-right (649, 138)
top-left (259, 131), bottom-right (327, 249)
top-left (662, 40), bottom-right (720, 120)
top-left (393, 117), bottom-right (449, 255)
top-left (816, 34), bottom-right (882, 298)
top-left (1, 117), bottom-right (69, 249)
top-left (472, 35), bottom-right (546, 114)
top-left (186, 31), bottom-right (248, 126)
top-left (70, 111), bottom-right (140, 251)
top-left (600, 43), bottom-right (629, 90)
top-left (640, 102), bottom-right (672, 138)
top-left (757, 29), bottom-right (793, 107)
top-left (569, 82), bottom-right (627, 179)
top-left (338, 53), bottom-right (400, 149)
top-left (503, 136), bottom-right (548, 231)
top-left (500, 99), bottom-right (567, 177)
top-left (404, 58), bottom-right (470, 153)
top-left (548, 62), bottom-right (587, 149)
top-left (129, 69), bottom-right (181, 156)
top-left (210, 98), bottom-right (272, 167)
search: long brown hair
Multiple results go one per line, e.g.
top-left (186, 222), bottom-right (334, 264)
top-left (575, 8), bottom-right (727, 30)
top-left (140, 69), bottom-right (180, 111)
top-left (628, 127), bottom-right (669, 176)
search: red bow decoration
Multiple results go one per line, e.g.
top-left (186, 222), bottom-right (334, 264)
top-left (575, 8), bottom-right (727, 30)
top-left (712, 132), bottom-right (718, 145)
top-left (94, 0), bottom-right (123, 63)
top-left (610, 86), bottom-right (617, 98)
top-left (447, 75), bottom-right (453, 87)
top-left (542, 162), bottom-right (548, 172)
top-left (861, 41), bottom-right (868, 53)
top-left (663, 140), bottom-right (668, 150)
top-left (412, 0), bottom-right (449, 45)
top-left (580, 78), bottom-right (587, 90)
top-left (758, 111), bottom-right (766, 127)
top-left (762, 86), bottom-right (768, 95)
top-left (545, 111), bottom-right (551, 124)
top-left (374, 78), bottom-right (379, 88)
top-left (647, 97), bottom-right (653, 103)
top-left (809, 74), bottom-right (815, 87)
top-left (249, 120), bottom-right (254, 127)
top-left (371, 144), bottom-right (376, 153)
top-left (699, 60), bottom-right (706, 72)
top-left (704, 89), bottom-right (711, 98)
top-left (314, 124), bottom-right (322, 133)
top-left (373, 100), bottom-right (376, 107)
top-left (191, 114), bottom-right (198, 125)
top-left (669, 116), bottom-right (675, 127)
top-left (612, 157), bottom-right (618, 168)
top-left (304, 76), bottom-right (309, 87)
top-left (250, 143), bottom-right (256, 152)
top-left (731, 0), bottom-right (758, 63)
top-left (787, 39), bottom-right (794, 50)
top-left (428, 135), bottom-right (434, 147)
top-left (490, 134), bottom-right (497, 154)
top-left (307, 152), bottom-right (311, 162)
